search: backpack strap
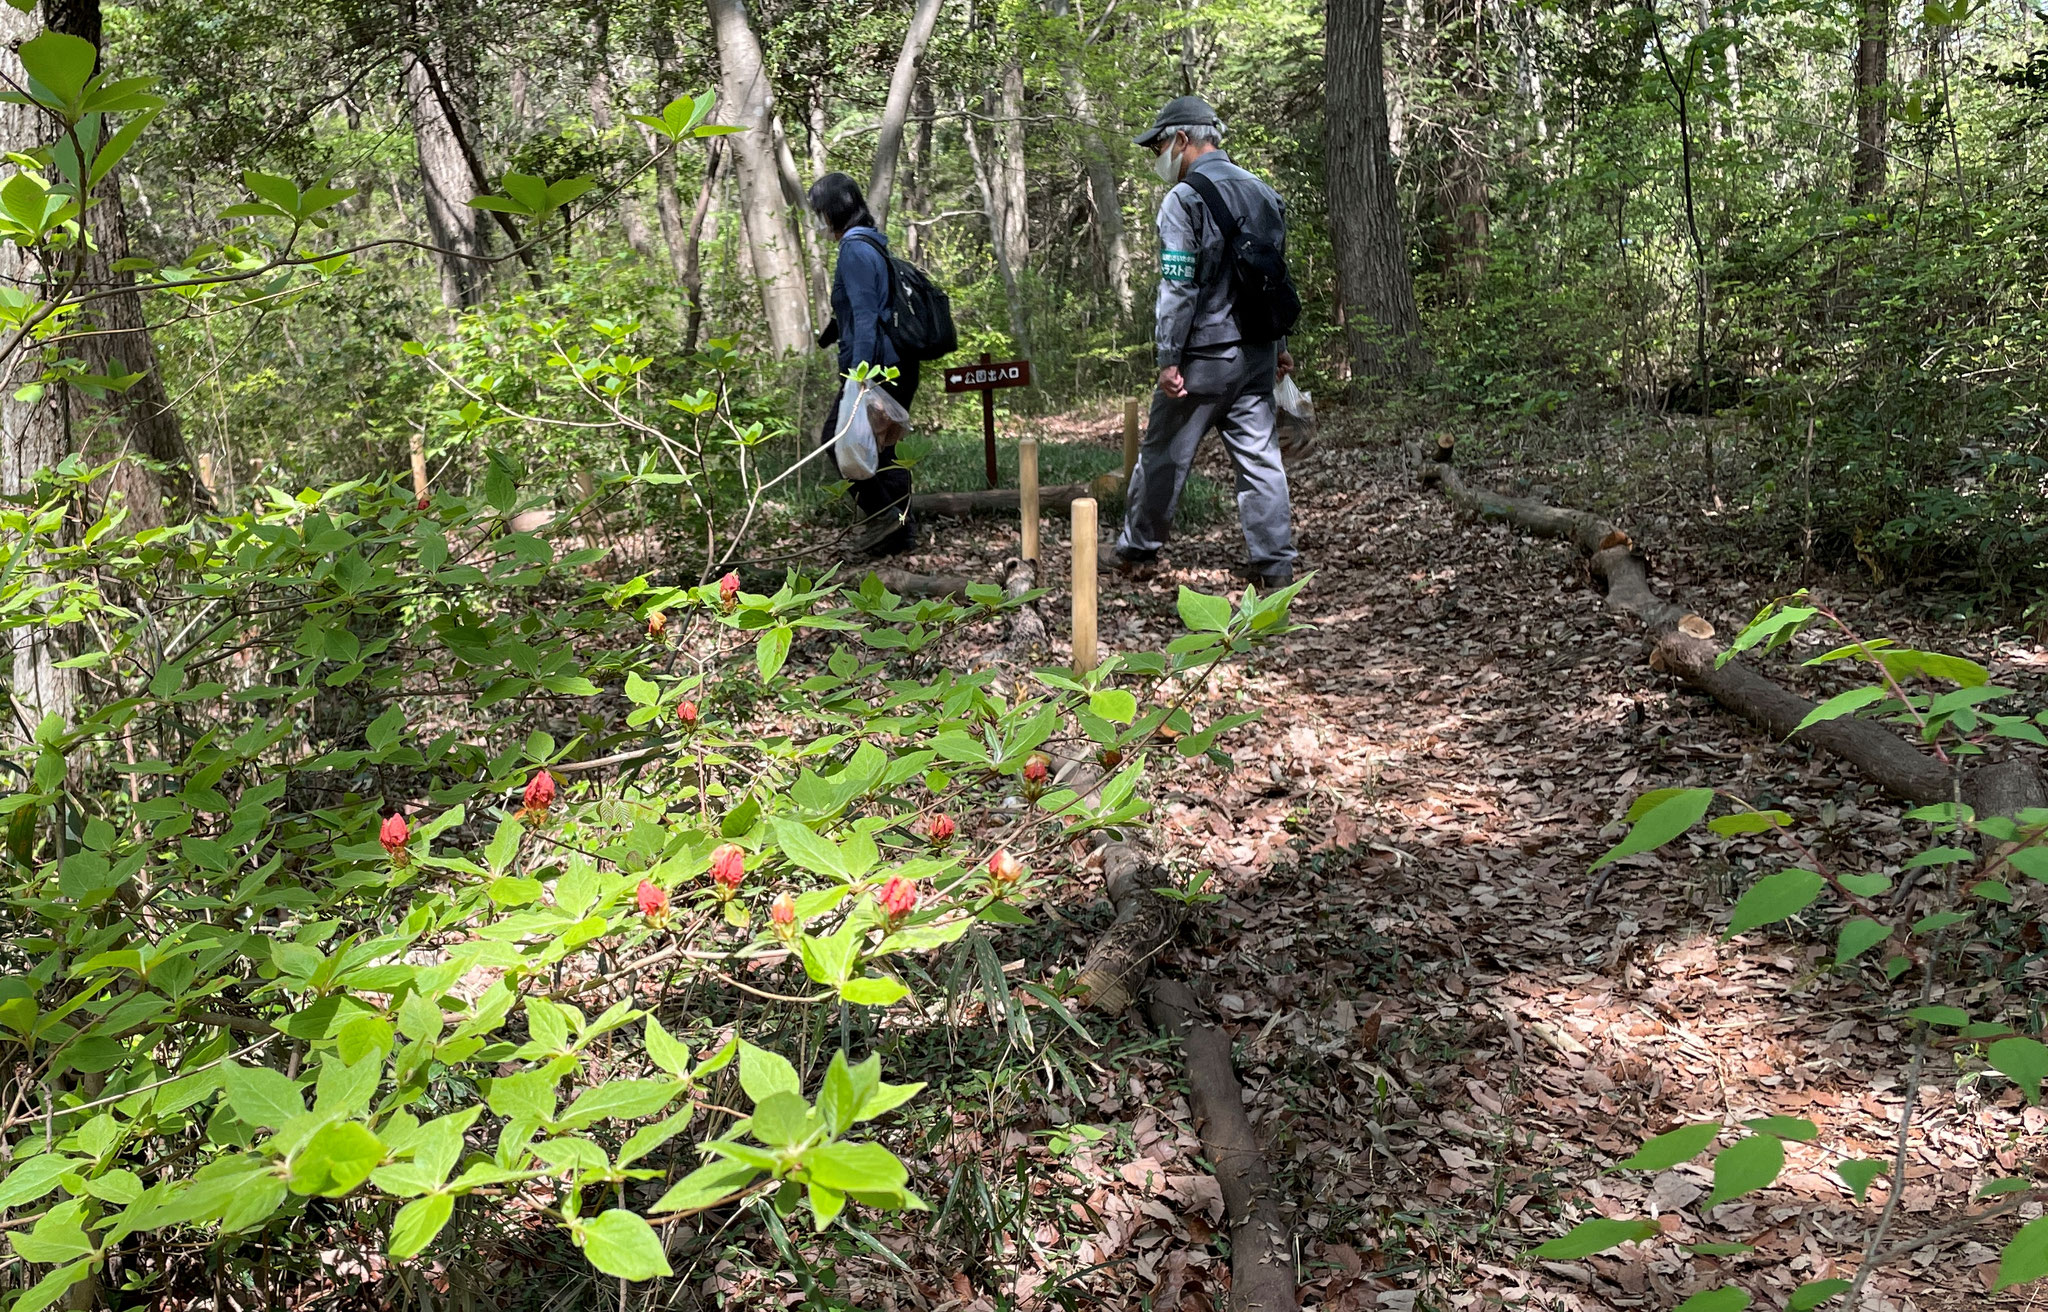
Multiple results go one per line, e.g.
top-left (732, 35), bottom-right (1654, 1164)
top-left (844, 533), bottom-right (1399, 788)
top-left (841, 231), bottom-right (896, 322)
top-left (1181, 171), bottom-right (1242, 248)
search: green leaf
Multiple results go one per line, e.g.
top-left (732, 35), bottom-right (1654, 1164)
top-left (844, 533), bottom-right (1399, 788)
top-left (1089, 689), bottom-right (1137, 724)
top-left (388, 1192), bottom-right (454, 1258)
top-left (10, 1261), bottom-right (91, 1312)
top-left (1989, 1037), bottom-right (2048, 1104)
top-left (1907, 1005), bottom-right (1969, 1027)
top-left (1837, 918), bottom-right (1891, 964)
top-left (651, 1158), bottom-right (759, 1213)
top-left (1837, 1158), bottom-right (1887, 1203)
top-left (773, 818), bottom-right (846, 879)
top-left (1997, 1215), bottom-right (2048, 1289)
top-left (756, 626), bottom-right (792, 682)
top-left (288, 1121), bottom-right (386, 1197)
top-left (0, 1156), bottom-right (84, 1209)
top-left (1978, 1177), bottom-right (2033, 1199)
top-left (1838, 872), bottom-right (1892, 897)
top-left (1790, 685), bottom-right (1889, 736)
top-left (1618, 1122), bottom-right (1720, 1171)
top-left (839, 975), bottom-right (909, 1006)
top-left (223, 1062), bottom-right (305, 1128)
top-left (1707, 809), bottom-right (1791, 836)
top-left (644, 1016), bottom-right (691, 1078)
top-left (1528, 1217), bottom-right (1661, 1259)
top-left (577, 1209), bottom-right (673, 1280)
top-left (1788, 1281), bottom-right (1851, 1311)
top-left (1707, 1134), bottom-right (1784, 1206)
top-left (1592, 788), bottom-right (1714, 870)
top-left (736, 1040), bottom-right (801, 1105)
top-left (19, 33), bottom-right (96, 106)
top-left (1175, 586), bottom-right (1231, 633)
top-left (558, 1079), bottom-right (680, 1130)
top-left (801, 1140), bottom-right (909, 1193)
top-left (1723, 868), bottom-right (1825, 938)
top-left (750, 1091), bottom-right (812, 1147)
top-left (1674, 1289), bottom-right (1751, 1312)
top-left (1744, 1116), bottom-right (1817, 1142)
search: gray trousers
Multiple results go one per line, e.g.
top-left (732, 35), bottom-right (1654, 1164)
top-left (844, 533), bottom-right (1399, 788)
top-left (1117, 342), bottom-right (1296, 574)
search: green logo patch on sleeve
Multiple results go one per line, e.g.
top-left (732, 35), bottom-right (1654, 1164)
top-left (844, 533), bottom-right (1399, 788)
top-left (1160, 250), bottom-right (1196, 282)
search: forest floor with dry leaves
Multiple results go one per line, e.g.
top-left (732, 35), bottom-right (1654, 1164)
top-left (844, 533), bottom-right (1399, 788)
top-left (721, 399), bottom-right (2048, 1312)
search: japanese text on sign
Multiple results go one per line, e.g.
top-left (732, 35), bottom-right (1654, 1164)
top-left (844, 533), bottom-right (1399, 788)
top-left (943, 359), bottom-right (1033, 392)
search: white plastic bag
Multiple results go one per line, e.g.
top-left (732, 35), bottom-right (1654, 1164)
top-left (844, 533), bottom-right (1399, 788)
top-left (831, 376), bottom-right (909, 482)
top-left (1273, 374), bottom-right (1317, 461)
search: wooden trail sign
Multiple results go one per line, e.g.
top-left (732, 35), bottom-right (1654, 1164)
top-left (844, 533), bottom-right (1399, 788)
top-left (943, 352), bottom-right (1033, 488)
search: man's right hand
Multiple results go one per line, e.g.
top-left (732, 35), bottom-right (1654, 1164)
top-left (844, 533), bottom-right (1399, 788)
top-left (1157, 365), bottom-right (1187, 398)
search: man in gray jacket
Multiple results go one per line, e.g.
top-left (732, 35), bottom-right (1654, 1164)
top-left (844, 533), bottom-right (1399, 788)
top-left (1108, 94), bottom-right (1297, 587)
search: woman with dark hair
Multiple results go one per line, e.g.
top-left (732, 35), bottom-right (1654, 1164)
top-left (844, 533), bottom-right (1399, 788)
top-left (810, 171), bottom-right (920, 557)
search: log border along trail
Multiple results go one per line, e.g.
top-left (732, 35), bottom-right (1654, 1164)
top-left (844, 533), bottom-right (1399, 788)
top-left (1416, 439), bottom-right (2047, 822)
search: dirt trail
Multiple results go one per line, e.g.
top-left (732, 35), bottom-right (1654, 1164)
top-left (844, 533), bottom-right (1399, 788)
top-left (875, 412), bottom-right (2048, 1311)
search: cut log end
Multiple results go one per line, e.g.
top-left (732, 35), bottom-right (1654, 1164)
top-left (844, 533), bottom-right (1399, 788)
top-left (1677, 614), bottom-right (1716, 640)
top-left (1596, 529), bottom-right (1633, 552)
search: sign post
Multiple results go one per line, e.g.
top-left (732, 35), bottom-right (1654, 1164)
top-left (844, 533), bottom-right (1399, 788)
top-left (942, 352), bottom-right (1033, 489)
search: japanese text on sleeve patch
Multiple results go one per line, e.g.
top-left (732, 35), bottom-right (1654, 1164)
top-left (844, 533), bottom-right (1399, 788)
top-left (1160, 250), bottom-right (1196, 282)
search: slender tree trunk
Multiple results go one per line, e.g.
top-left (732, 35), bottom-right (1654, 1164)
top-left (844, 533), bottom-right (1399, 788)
top-left (807, 85), bottom-right (828, 180)
top-left (998, 61), bottom-right (1030, 268)
top-left (868, 0), bottom-right (947, 228)
top-left (962, 113), bottom-right (1033, 356)
top-left (1851, 0), bottom-right (1889, 198)
top-left (905, 80), bottom-right (934, 258)
top-left (587, 61), bottom-right (654, 255)
top-left (706, 0), bottom-right (813, 354)
top-left (1047, 0), bottom-right (1133, 315)
top-left (682, 142), bottom-right (726, 353)
top-left (1325, 0), bottom-right (1423, 378)
top-left (404, 53), bottom-right (490, 309)
top-left (770, 114), bottom-right (830, 323)
top-left (646, 20), bottom-right (694, 287)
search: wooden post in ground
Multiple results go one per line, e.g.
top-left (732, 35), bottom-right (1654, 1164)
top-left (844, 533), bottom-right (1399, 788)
top-left (1122, 399), bottom-right (1141, 485)
top-left (1071, 497), bottom-right (1098, 673)
top-left (409, 431), bottom-right (429, 501)
top-left (1018, 437), bottom-right (1039, 561)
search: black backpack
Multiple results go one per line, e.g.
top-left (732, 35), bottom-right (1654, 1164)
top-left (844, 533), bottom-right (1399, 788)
top-left (846, 233), bottom-right (959, 363)
top-left (1182, 172), bottom-right (1301, 345)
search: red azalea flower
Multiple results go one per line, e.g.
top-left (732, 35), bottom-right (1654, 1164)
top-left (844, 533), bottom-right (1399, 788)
top-left (987, 849), bottom-right (1024, 887)
top-left (770, 893), bottom-right (797, 941)
top-left (379, 812), bottom-right (410, 857)
top-left (710, 843), bottom-right (746, 894)
top-left (647, 611), bottom-right (668, 640)
top-left (523, 770), bottom-right (556, 812)
top-left (676, 699), bottom-right (699, 729)
top-left (1022, 755), bottom-right (1050, 785)
top-left (636, 879), bottom-right (669, 920)
top-left (925, 813), bottom-right (956, 846)
top-left (878, 876), bottom-right (919, 920)
top-left (718, 572), bottom-right (741, 609)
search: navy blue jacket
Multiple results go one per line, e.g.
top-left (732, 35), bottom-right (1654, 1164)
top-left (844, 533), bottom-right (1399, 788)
top-left (831, 226), bottom-right (899, 376)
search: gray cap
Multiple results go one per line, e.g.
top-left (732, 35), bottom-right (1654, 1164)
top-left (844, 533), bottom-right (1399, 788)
top-left (1133, 94), bottom-right (1222, 147)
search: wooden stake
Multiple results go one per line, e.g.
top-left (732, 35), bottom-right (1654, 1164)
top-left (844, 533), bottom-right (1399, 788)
top-left (409, 431), bottom-right (429, 500)
top-left (1018, 436), bottom-right (1039, 561)
top-left (195, 452), bottom-right (216, 495)
top-left (1071, 497), bottom-right (1098, 674)
top-left (1122, 399), bottom-right (1141, 484)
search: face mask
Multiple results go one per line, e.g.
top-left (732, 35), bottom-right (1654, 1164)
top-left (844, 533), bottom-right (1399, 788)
top-left (1151, 139), bottom-right (1182, 184)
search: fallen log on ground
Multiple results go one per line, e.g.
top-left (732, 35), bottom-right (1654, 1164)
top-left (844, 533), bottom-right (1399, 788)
top-left (910, 472), bottom-right (1123, 518)
top-left (1148, 978), bottom-right (1300, 1312)
top-left (998, 555), bottom-right (1048, 665)
top-left (870, 567), bottom-right (977, 599)
top-left (1419, 455), bottom-right (2045, 816)
top-left (1074, 842), bottom-right (1183, 1014)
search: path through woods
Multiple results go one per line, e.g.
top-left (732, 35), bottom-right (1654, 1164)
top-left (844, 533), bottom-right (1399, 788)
top-left (843, 406), bottom-right (2047, 1311)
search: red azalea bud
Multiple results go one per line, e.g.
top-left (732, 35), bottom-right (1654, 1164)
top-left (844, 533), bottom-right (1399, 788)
top-left (1022, 754), bottom-right (1050, 784)
top-left (878, 876), bottom-right (919, 920)
top-left (771, 893), bottom-right (796, 926)
top-left (1098, 747), bottom-right (1124, 770)
top-left (710, 843), bottom-right (746, 894)
top-left (647, 611), bottom-right (668, 640)
top-left (925, 812), bottom-right (956, 846)
top-left (380, 812), bottom-right (410, 857)
top-left (416, 493), bottom-right (430, 512)
top-left (676, 699), bottom-right (699, 729)
top-left (522, 770), bottom-right (556, 812)
top-left (987, 849), bottom-right (1024, 886)
top-left (636, 879), bottom-right (669, 919)
top-left (718, 572), bottom-right (741, 609)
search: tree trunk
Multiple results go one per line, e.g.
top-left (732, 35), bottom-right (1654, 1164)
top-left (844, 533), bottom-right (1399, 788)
top-left (1065, 83), bottom-right (1134, 316)
top-left (586, 61), bottom-right (654, 255)
top-left (997, 61), bottom-right (1030, 268)
top-left (404, 53), bottom-right (490, 309)
top-left (962, 113), bottom-right (1034, 356)
top-left (706, 0), bottom-right (813, 354)
top-left (905, 80), bottom-right (934, 259)
top-left (1325, 0), bottom-right (1423, 378)
top-left (868, 0), bottom-right (947, 229)
top-left (681, 141), bottom-right (725, 354)
top-left (1851, 0), bottom-right (1889, 198)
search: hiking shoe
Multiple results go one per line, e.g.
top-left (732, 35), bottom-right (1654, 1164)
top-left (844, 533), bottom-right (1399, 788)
top-left (1100, 547), bottom-right (1160, 580)
top-left (1233, 562), bottom-right (1294, 588)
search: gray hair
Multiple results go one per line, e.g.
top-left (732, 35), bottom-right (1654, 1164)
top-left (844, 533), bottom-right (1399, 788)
top-left (1170, 122), bottom-right (1225, 146)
